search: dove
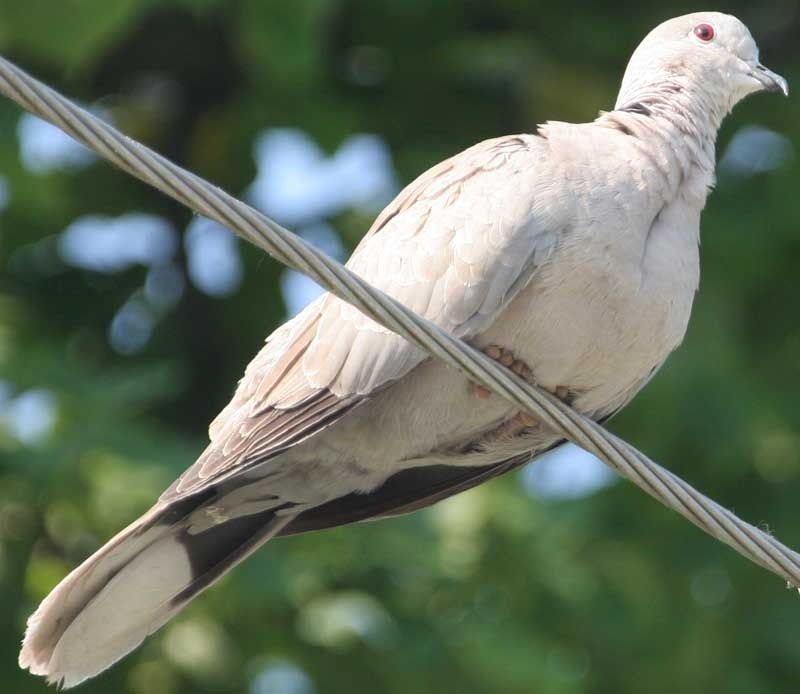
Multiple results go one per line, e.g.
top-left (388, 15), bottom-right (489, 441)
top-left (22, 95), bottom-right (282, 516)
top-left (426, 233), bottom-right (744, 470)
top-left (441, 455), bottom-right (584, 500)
top-left (19, 11), bottom-right (788, 687)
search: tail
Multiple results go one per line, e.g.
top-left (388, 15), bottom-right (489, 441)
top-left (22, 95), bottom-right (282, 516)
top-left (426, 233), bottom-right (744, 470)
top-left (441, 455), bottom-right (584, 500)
top-left (19, 499), bottom-right (295, 688)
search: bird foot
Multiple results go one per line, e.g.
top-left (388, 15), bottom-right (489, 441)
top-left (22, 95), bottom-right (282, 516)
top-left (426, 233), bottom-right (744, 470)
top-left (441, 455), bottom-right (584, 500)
top-left (470, 344), bottom-right (534, 399)
top-left (490, 410), bottom-right (541, 438)
top-left (470, 344), bottom-right (572, 439)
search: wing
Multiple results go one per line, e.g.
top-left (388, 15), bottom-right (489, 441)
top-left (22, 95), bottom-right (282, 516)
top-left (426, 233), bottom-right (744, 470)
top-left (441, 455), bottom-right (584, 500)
top-left (161, 134), bottom-right (561, 502)
top-left (278, 449), bottom-right (547, 536)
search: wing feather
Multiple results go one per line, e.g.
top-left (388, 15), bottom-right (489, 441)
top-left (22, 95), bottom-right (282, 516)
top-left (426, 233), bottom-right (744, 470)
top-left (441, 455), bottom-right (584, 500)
top-left (278, 447), bottom-right (560, 536)
top-left (161, 133), bottom-right (558, 503)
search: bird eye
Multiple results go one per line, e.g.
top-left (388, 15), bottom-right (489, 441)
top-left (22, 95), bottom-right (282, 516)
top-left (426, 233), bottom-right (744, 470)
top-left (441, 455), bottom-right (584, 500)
top-left (693, 24), bottom-right (715, 41)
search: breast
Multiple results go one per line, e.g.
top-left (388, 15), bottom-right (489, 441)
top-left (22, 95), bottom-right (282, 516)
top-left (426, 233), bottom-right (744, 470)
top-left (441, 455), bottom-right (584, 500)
top-left (479, 195), bottom-right (701, 418)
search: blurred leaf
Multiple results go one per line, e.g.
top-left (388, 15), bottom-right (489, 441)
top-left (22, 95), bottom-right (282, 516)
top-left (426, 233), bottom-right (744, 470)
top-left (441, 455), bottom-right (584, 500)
top-left (0, 0), bottom-right (150, 70)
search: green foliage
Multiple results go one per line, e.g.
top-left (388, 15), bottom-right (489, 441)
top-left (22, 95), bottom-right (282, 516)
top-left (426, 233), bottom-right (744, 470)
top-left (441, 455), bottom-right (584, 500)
top-left (0, 2), bottom-right (799, 693)
top-left (0, 0), bottom-right (150, 70)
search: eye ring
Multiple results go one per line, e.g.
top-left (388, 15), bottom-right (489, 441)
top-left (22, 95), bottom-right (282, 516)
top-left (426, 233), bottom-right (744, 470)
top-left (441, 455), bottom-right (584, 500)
top-left (693, 23), bottom-right (715, 42)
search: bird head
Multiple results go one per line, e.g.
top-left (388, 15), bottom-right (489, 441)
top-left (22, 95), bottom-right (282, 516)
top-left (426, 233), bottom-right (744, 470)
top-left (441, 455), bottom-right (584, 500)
top-left (616, 12), bottom-right (788, 115)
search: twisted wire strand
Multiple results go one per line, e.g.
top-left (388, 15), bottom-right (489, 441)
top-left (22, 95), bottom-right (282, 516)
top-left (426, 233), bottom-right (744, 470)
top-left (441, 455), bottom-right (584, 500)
top-left (1, 55), bottom-right (798, 586)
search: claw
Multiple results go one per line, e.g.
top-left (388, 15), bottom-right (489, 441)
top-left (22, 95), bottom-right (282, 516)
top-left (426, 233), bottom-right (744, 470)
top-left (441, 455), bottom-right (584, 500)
top-left (512, 360), bottom-right (532, 380)
top-left (468, 344), bottom-right (546, 442)
top-left (483, 345), bottom-right (533, 379)
top-left (485, 345), bottom-right (502, 361)
top-left (489, 411), bottom-right (541, 440)
top-left (471, 383), bottom-right (492, 399)
top-left (470, 344), bottom-right (536, 399)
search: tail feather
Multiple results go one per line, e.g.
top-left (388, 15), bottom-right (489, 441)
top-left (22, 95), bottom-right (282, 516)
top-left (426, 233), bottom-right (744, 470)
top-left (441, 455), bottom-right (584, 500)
top-left (19, 500), bottom-right (294, 688)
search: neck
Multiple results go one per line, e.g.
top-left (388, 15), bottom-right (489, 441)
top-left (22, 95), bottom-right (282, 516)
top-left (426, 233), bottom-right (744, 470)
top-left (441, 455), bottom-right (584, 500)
top-left (615, 71), bottom-right (729, 138)
top-left (606, 73), bottom-right (728, 205)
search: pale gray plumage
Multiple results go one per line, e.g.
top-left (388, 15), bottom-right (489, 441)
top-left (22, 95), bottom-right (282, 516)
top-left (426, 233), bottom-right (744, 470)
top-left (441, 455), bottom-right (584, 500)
top-left (19, 12), bottom-right (788, 687)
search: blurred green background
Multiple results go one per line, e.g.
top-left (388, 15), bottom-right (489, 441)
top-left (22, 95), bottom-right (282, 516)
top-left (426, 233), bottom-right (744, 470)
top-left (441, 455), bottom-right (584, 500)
top-left (0, 1), bottom-right (798, 693)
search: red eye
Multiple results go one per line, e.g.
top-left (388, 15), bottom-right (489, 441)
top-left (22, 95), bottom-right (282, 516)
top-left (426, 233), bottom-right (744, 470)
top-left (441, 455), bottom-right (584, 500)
top-left (694, 23), bottom-right (715, 41)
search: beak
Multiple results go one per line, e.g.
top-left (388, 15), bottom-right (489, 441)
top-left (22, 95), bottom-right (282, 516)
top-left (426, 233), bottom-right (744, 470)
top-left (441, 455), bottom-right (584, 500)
top-left (752, 63), bottom-right (789, 96)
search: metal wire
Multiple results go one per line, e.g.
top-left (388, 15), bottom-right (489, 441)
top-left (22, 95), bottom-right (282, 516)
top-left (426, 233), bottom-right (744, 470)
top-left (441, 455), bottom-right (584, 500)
top-left (1, 55), bottom-right (798, 586)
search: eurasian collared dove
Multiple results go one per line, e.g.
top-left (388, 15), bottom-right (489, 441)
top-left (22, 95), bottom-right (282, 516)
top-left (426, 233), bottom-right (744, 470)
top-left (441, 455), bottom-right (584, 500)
top-left (20, 11), bottom-right (788, 687)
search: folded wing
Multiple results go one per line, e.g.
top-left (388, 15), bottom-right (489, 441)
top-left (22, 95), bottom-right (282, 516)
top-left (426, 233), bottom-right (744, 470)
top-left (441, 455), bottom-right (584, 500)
top-left (163, 133), bottom-right (560, 502)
